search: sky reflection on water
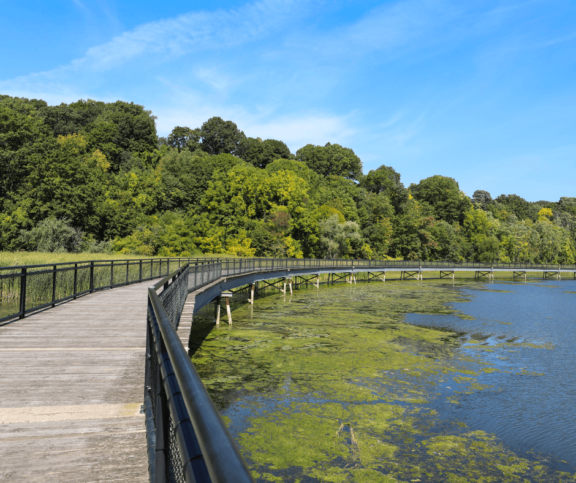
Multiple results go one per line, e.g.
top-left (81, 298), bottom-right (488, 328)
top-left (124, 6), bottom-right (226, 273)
top-left (407, 280), bottom-right (576, 469)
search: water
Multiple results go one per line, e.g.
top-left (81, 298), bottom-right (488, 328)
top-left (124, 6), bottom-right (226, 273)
top-left (189, 279), bottom-right (576, 482)
top-left (408, 280), bottom-right (576, 470)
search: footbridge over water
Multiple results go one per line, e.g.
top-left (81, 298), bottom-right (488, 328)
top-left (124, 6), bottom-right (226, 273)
top-left (1, 257), bottom-right (575, 482)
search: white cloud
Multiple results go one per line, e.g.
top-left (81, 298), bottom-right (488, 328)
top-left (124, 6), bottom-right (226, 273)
top-left (71, 0), bottom-right (309, 71)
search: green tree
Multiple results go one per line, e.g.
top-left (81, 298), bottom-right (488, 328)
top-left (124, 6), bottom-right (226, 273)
top-left (391, 198), bottom-right (437, 260)
top-left (360, 165), bottom-right (407, 209)
top-left (410, 175), bottom-right (472, 224)
top-left (0, 96), bottom-right (55, 208)
top-left (296, 143), bottom-right (363, 180)
top-left (167, 126), bottom-right (201, 153)
top-left (22, 134), bottom-right (109, 236)
top-left (239, 137), bottom-right (292, 168)
top-left (319, 215), bottom-right (363, 259)
top-left (472, 190), bottom-right (493, 210)
top-left (160, 151), bottom-right (245, 211)
top-left (200, 117), bottom-right (246, 155)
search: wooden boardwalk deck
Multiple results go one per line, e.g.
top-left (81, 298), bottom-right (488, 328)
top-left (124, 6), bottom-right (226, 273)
top-left (0, 280), bottom-right (177, 483)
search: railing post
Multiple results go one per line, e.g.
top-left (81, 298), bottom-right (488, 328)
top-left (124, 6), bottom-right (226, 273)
top-left (52, 265), bottom-right (57, 307)
top-left (139, 260), bottom-right (143, 282)
top-left (19, 267), bottom-right (27, 319)
top-left (125, 261), bottom-right (129, 285)
top-left (110, 261), bottom-right (114, 288)
top-left (73, 263), bottom-right (78, 299)
top-left (89, 261), bottom-right (94, 293)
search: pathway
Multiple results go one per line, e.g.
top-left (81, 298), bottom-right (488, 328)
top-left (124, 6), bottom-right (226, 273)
top-left (0, 280), bottom-right (161, 483)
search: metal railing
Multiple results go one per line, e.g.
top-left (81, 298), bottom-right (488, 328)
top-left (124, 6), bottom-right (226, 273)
top-left (0, 257), bottom-right (219, 324)
top-left (3, 256), bottom-right (575, 325)
top-left (217, 258), bottom-right (576, 276)
top-left (143, 256), bottom-right (576, 483)
top-left (145, 263), bottom-right (252, 483)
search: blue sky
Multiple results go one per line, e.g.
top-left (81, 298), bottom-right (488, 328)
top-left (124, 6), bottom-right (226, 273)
top-left (1, 0), bottom-right (575, 201)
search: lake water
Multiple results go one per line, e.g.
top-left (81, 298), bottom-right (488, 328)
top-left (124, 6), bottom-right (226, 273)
top-left (189, 278), bottom-right (576, 482)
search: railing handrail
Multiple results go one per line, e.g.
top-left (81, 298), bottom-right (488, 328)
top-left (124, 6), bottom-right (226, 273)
top-left (2, 256), bottom-right (576, 272)
top-left (148, 263), bottom-right (253, 483)
top-left (0, 256), bottom-right (211, 272)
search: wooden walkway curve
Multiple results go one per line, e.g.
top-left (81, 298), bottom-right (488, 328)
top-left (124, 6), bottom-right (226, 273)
top-left (0, 279), bottom-right (191, 483)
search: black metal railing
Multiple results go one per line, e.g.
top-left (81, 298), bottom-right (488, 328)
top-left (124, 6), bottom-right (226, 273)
top-left (2, 256), bottom-right (575, 325)
top-left (217, 258), bottom-right (576, 277)
top-left (0, 257), bottom-right (219, 324)
top-left (145, 264), bottom-right (252, 483)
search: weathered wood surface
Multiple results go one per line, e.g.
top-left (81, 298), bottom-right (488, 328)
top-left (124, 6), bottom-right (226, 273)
top-left (0, 280), bottom-right (159, 482)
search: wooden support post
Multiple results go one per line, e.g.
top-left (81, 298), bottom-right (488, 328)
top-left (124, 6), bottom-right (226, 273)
top-left (226, 298), bottom-right (232, 325)
top-left (215, 297), bottom-right (221, 325)
top-left (316, 275), bottom-right (320, 289)
top-left (289, 278), bottom-right (293, 295)
top-left (353, 273), bottom-right (357, 285)
top-left (283, 278), bottom-right (287, 294)
top-left (249, 284), bottom-right (255, 304)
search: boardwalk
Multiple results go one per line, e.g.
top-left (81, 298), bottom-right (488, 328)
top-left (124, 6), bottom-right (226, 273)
top-left (0, 280), bottom-right (186, 483)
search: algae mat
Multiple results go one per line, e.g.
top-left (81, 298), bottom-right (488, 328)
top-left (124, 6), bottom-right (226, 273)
top-left (190, 281), bottom-right (575, 482)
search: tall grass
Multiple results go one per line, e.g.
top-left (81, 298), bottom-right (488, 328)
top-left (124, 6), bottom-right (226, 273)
top-left (0, 252), bottom-right (223, 268)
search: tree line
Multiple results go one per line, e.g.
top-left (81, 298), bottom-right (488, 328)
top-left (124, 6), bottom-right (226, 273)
top-left (1, 94), bottom-right (575, 263)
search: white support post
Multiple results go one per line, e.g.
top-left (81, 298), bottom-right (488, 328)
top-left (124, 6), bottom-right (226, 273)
top-left (382, 272), bottom-right (386, 283)
top-left (215, 298), bottom-right (221, 325)
top-left (289, 279), bottom-right (293, 295)
top-left (250, 284), bottom-right (255, 304)
top-left (283, 279), bottom-right (287, 294)
top-left (226, 298), bottom-right (232, 325)
top-left (316, 275), bottom-right (320, 289)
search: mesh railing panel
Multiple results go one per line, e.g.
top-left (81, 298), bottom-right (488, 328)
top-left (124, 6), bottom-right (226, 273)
top-left (159, 267), bottom-right (190, 331)
top-left (168, 414), bottom-right (185, 483)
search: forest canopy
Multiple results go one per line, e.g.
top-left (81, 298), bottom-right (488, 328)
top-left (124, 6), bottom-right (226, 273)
top-left (1, 94), bottom-right (574, 263)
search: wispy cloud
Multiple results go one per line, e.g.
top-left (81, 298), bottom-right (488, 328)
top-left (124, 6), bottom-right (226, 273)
top-left (71, 0), bottom-right (310, 71)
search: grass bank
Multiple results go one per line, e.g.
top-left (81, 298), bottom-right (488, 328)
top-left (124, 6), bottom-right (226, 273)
top-left (0, 252), bottom-right (224, 268)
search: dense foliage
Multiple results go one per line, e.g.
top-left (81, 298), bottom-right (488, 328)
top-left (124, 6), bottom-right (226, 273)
top-left (1, 94), bottom-right (574, 263)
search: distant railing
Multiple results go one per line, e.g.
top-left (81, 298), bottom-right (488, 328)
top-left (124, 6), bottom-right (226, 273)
top-left (0, 257), bottom-right (218, 324)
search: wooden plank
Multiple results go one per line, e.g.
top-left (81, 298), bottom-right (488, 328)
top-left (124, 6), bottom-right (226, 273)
top-left (0, 280), bottom-right (157, 482)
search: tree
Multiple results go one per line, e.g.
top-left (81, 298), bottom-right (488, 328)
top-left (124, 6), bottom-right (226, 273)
top-left (160, 151), bottom-right (245, 211)
top-left (314, 176), bottom-right (361, 222)
top-left (494, 194), bottom-right (532, 221)
top-left (266, 159), bottom-right (321, 188)
top-left (391, 198), bottom-right (437, 260)
top-left (167, 126), bottom-right (201, 153)
top-left (296, 143), bottom-right (363, 180)
top-left (22, 134), bottom-right (109, 236)
top-left (239, 137), bottom-right (291, 168)
top-left (360, 164), bottom-right (407, 210)
top-left (472, 190), bottom-right (492, 209)
top-left (476, 236), bottom-right (500, 263)
top-left (319, 215), bottom-right (363, 258)
top-left (200, 117), bottom-right (245, 155)
top-left (410, 175), bottom-right (472, 224)
top-left (0, 96), bottom-right (55, 207)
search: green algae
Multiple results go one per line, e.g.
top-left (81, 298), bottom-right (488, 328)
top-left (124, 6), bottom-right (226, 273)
top-left (188, 280), bottom-right (572, 482)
